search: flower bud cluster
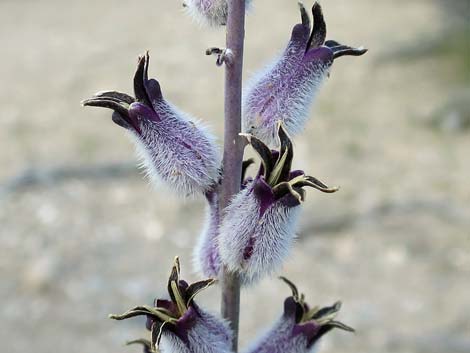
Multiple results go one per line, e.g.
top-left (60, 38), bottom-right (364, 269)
top-left (84, 2), bottom-right (365, 351)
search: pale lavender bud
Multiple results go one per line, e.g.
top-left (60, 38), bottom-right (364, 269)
top-left (193, 190), bottom-right (222, 278)
top-left (110, 257), bottom-right (233, 353)
top-left (243, 2), bottom-right (367, 146)
top-left (244, 277), bottom-right (354, 353)
top-left (219, 123), bottom-right (338, 284)
top-left (83, 52), bottom-right (220, 196)
top-left (183, 0), bottom-right (252, 27)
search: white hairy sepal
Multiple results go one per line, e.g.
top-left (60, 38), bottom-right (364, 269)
top-left (244, 314), bottom-right (314, 353)
top-left (219, 182), bottom-right (301, 284)
top-left (242, 59), bottom-right (331, 147)
top-left (159, 309), bottom-right (233, 353)
top-left (193, 192), bottom-right (221, 278)
top-left (183, 0), bottom-right (252, 27)
top-left (129, 101), bottom-right (221, 197)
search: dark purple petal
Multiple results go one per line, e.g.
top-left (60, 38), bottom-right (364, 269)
top-left (299, 2), bottom-right (311, 30)
top-left (111, 111), bottom-right (133, 130)
top-left (277, 123), bottom-right (294, 182)
top-left (168, 305), bottom-right (199, 343)
top-left (129, 101), bottom-right (161, 125)
top-left (283, 296), bottom-right (304, 323)
top-left (306, 2), bottom-right (327, 50)
top-left (303, 45), bottom-right (334, 64)
top-left (292, 321), bottom-right (321, 343)
top-left (288, 170), bottom-right (305, 180)
top-left (133, 54), bottom-right (151, 107)
top-left (253, 177), bottom-right (275, 217)
top-left (332, 45), bottom-right (368, 59)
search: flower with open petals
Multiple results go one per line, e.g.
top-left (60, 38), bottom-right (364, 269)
top-left (110, 257), bottom-right (233, 353)
top-left (218, 123), bottom-right (338, 284)
top-left (83, 52), bottom-right (220, 196)
top-left (183, 0), bottom-right (252, 27)
top-left (243, 2), bottom-right (367, 146)
top-left (244, 277), bottom-right (354, 353)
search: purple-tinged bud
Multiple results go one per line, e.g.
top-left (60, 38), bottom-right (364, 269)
top-left (183, 0), bottom-right (252, 27)
top-left (243, 2), bottom-right (367, 146)
top-left (83, 52), bottom-right (220, 196)
top-left (219, 123), bottom-right (338, 284)
top-left (194, 159), bottom-right (255, 278)
top-left (245, 277), bottom-right (354, 353)
top-left (193, 190), bottom-right (222, 278)
top-left (110, 257), bottom-right (233, 353)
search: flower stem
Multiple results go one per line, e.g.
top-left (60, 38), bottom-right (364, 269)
top-left (219, 0), bottom-right (246, 351)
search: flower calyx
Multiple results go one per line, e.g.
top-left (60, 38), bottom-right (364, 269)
top-left (280, 276), bottom-right (354, 347)
top-left (82, 51), bottom-right (162, 135)
top-left (109, 257), bottom-right (216, 351)
top-left (242, 122), bottom-right (338, 205)
top-left (298, 2), bottom-right (368, 63)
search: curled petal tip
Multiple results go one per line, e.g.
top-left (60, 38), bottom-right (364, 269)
top-left (279, 276), bottom-right (300, 299)
top-left (298, 1), bottom-right (310, 27)
top-left (307, 1), bottom-right (326, 50)
top-left (331, 45), bottom-right (368, 59)
top-left (327, 186), bottom-right (340, 193)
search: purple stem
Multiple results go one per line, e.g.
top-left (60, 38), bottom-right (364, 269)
top-left (219, 0), bottom-right (246, 351)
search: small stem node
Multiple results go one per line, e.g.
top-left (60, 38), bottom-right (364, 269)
top-left (206, 47), bottom-right (235, 67)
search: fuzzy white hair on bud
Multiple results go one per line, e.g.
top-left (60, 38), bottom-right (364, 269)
top-left (243, 314), bottom-right (311, 353)
top-left (219, 181), bottom-right (301, 284)
top-left (193, 192), bottom-right (221, 278)
top-left (130, 105), bottom-right (221, 197)
top-left (183, 0), bottom-right (252, 27)
top-left (242, 61), bottom-right (331, 147)
top-left (159, 309), bottom-right (234, 353)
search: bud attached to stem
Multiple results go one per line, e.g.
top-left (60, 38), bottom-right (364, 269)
top-left (219, 123), bottom-right (338, 284)
top-left (110, 257), bottom-right (233, 353)
top-left (194, 159), bottom-right (255, 278)
top-left (244, 277), bottom-right (354, 353)
top-left (243, 2), bottom-right (367, 146)
top-left (83, 52), bottom-right (220, 196)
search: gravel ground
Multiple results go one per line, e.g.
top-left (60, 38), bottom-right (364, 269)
top-left (1, 0), bottom-right (469, 352)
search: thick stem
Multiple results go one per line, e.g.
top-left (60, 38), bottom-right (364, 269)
top-left (219, 0), bottom-right (246, 351)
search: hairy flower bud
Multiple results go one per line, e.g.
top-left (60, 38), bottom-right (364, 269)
top-left (183, 0), bottom-right (252, 27)
top-left (194, 159), bottom-right (255, 278)
top-left (193, 190), bottom-right (222, 278)
top-left (219, 123), bottom-right (338, 284)
top-left (110, 257), bottom-right (233, 353)
top-left (83, 52), bottom-right (220, 196)
top-left (244, 277), bottom-right (354, 353)
top-left (243, 2), bottom-right (367, 146)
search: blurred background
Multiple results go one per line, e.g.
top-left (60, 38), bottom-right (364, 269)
top-left (1, 0), bottom-right (469, 352)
